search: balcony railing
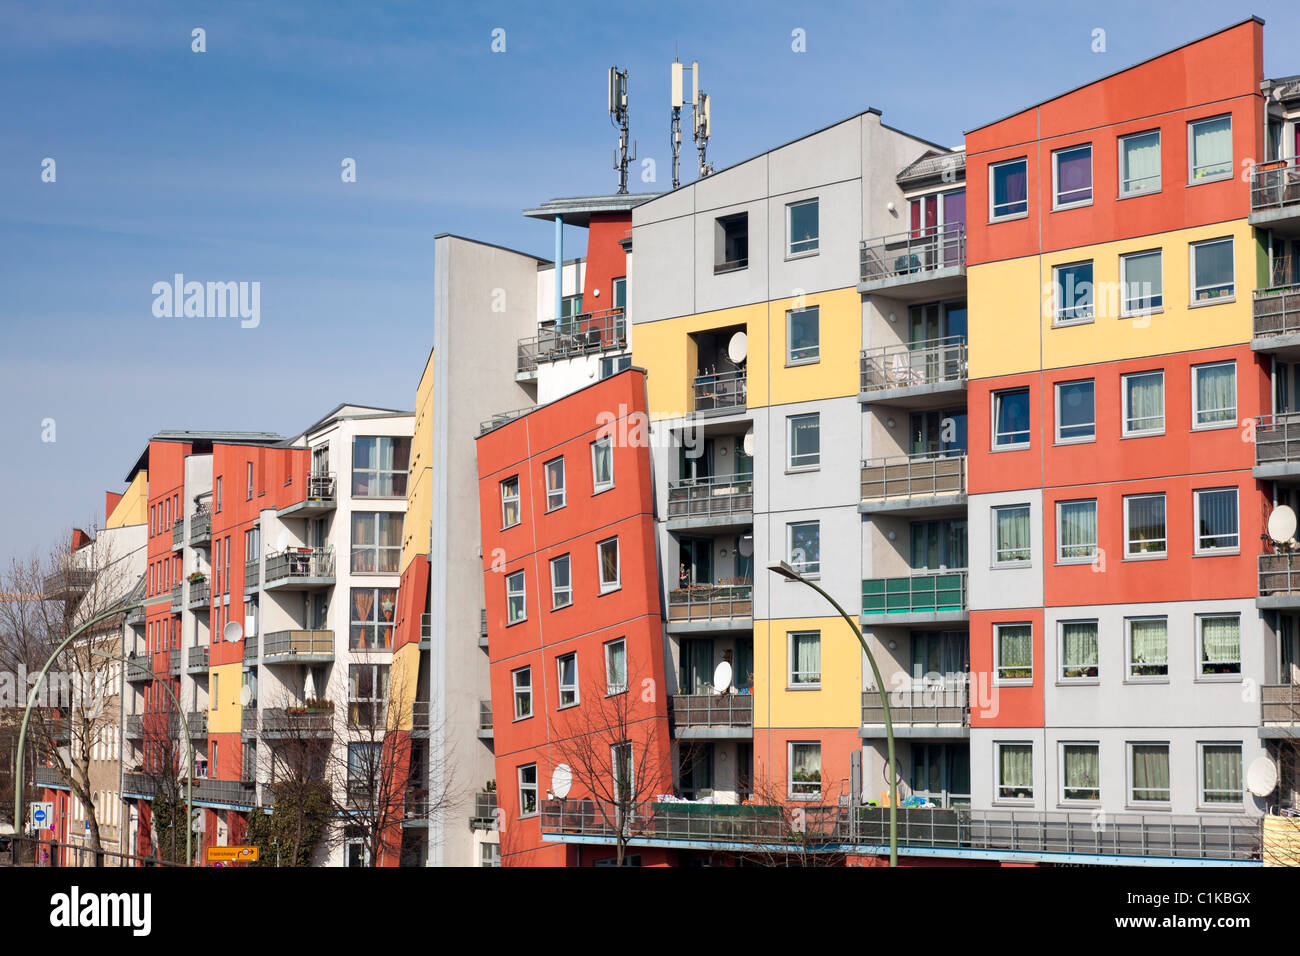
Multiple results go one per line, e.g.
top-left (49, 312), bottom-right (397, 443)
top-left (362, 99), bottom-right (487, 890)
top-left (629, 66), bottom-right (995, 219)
top-left (471, 791), bottom-right (498, 828)
top-left (1254, 286), bottom-right (1300, 340)
top-left (307, 471), bottom-right (336, 501)
top-left (243, 635), bottom-right (258, 662)
top-left (245, 559), bottom-right (260, 588)
top-left (862, 681), bottom-right (969, 727)
top-left (479, 608), bottom-right (488, 638)
top-left (122, 772), bottom-right (156, 797)
top-left (125, 715), bottom-right (143, 737)
top-left (1250, 157), bottom-right (1300, 213)
top-left (667, 583), bottom-right (753, 623)
top-left (692, 369), bottom-right (747, 413)
top-left (1253, 414), bottom-right (1300, 468)
top-left (264, 548), bottom-right (335, 586)
top-left (187, 711), bottom-right (208, 736)
top-left (33, 764), bottom-right (65, 788)
top-left (42, 568), bottom-right (96, 600)
top-left (167, 650), bottom-right (180, 675)
top-left (479, 407), bottom-right (531, 435)
top-left (861, 453), bottom-right (966, 502)
top-left (667, 474), bottom-right (754, 520)
top-left (1262, 683), bottom-right (1300, 724)
top-left (262, 629), bottom-right (334, 661)
top-left (1259, 553), bottom-right (1300, 600)
top-left (189, 508), bottom-right (211, 545)
top-left (171, 522), bottom-right (185, 549)
top-left (861, 336), bottom-right (967, 394)
top-left (412, 701), bottom-right (430, 736)
top-left (860, 225), bottom-right (966, 285)
top-left (186, 646), bottom-right (208, 673)
top-left (261, 705), bottom-right (335, 737)
top-left (190, 778), bottom-right (256, 808)
top-left (126, 653), bottom-right (153, 682)
top-left (671, 693), bottom-right (753, 729)
top-left (170, 584), bottom-right (183, 611)
top-left (862, 570), bottom-right (968, 616)
top-left (517, 309), bottom-right (627, 375)
top-left (187, 579), bottom-right (209, 609)
top-left (420, 613), bottom-right (432, 642)
top-left (241, 706), bottom-right (258, 734)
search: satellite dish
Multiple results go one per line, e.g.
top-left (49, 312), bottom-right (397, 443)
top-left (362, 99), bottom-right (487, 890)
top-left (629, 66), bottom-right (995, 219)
top-left (1247, 756), bottom-right (1278, 797)
top-left (275, 530), bottom-right (289, 552)
top-left (551, 764), bottom-right (573, 799)
top-left (742, 429), bottom-right (755, 457)
top-left (712, 660), bottom-right (732, 693)
top-left (727, 331), bottom-right (747, 365)
top-left (1269, 506), bottom-right (1297, 544)
top-left (223, 620), bottom-right (243, 643)
top-left (239, 685), bottom-right (252, 707)
top-left (738, 533), bottom-right (753, 558)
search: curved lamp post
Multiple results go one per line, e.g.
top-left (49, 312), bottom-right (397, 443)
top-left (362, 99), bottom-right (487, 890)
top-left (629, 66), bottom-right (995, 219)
top-left (768, 561), bottom-right (898, 867)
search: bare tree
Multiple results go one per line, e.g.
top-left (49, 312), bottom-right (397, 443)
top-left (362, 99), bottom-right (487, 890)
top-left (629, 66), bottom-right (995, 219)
top-left (732, 770), bottom-right (847, 868)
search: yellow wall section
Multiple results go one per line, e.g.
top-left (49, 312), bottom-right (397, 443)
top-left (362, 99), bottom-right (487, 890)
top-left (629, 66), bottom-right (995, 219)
top-left (632, 287), bottom-right (860, 420)
top-left (968, 220), bottom-right (1256, 379)
top-left (106, 471), bottom-right (148, 529)
top-left (389, 642), bottom-right (421, 731)
top-left (209, 662), bottom-right (242, 734)
top-left (401, 348), bottom-right (434, 572)
top-left (753, 617), bottom-right (862, 729)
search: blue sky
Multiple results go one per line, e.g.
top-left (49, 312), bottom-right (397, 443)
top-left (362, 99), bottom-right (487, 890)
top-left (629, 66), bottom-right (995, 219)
top-left (1, 0), bottom-right (1296, 564)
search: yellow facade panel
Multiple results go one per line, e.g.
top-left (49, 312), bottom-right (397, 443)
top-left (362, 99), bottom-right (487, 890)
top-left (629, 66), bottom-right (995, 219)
top-left (753, 616), bottom-right (863, 730)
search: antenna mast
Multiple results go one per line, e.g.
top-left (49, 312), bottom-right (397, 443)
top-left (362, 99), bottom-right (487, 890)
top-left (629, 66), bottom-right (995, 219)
top-left (691, 60), bottom-right (713, 179)
top-left (670, 59), bottom-right (685, 189)
top-left (609, 66), bottom-right (635, 195)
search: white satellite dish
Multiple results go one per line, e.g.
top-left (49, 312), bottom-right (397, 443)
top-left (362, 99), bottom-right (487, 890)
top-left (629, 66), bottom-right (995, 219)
top-left (738, 533), bottom-right (753, 558)
top-left (727, 331), bottom-right (747, 365)
top-left (742, 429), bottom-right (755, 457)
top-left (1246, 756), bottom-right (1278, 797)
top-left (712, 660), bottom-right (732, 693)
top-left (223, 620), bottom-right (244, 643)
top-left (1269, 506), bottom-right (1297, 544)
top-left (275, 530), bottom-right (289, 552)
top-left (551, 764), bottom-right (573, 799)
top-left (239, 685), bottom-right (252, 707)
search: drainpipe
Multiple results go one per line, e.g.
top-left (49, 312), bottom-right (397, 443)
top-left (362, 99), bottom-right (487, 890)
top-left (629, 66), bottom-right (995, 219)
top-left (555, 215), bottom-right (563, 323)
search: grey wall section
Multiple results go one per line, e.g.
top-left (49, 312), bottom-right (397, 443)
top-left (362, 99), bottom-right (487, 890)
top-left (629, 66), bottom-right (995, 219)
top-left (968, 490), bottom-right (1044, 611)
top-left (429, 235), bottom-right (540, 866)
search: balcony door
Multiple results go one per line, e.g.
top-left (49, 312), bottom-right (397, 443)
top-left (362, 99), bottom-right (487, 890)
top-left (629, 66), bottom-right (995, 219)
top-left (679, 538), bottom-right (713, 588)
top-left (910, 519), bottom-right (967, 571)
top-left (910, 630), bottom-right (968, 684)
top-left (679, 742), bottom-right (714, 800)
top-left (680, 638), bottom-right (714, 694)
top-left (909, 408), bottom-right (967, 457)
top-left (312, 443), bottom-right (329, 476)
top-left (679, 438), bottom-right (714, 482)
top-left (1282, 614), bottom-right (1300, 685)
top-left (910, 743), bottom-right (970, 809)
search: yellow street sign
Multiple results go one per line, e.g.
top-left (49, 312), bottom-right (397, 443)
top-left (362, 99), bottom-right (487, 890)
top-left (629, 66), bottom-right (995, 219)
top-left (207, 845), bottom-right (259, 862)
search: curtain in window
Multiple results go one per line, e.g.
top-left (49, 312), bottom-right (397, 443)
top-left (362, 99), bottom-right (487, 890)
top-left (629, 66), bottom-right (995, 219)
top-left (1129, 619), bottom-right (1168, 671)
top-left (607, 642), bottom-right (627, 690)
top-left (1127, 496), bottom-right (1166, 552)
top-left (1063, 745), bottom-right (1099, 793)
top-left (999, 745), bottom-right (1032, 789)
top-left (1195, 365), bottom-right (1236, 425)
top-left (1060, 501), bottom-right (1097, 558)
top-left (1192, 118), bottom-right (1232, 178)
top-left (1202, 745), bottom-right (1242, 803)
top-left (600, 540), bottom-right (619, 584)
top-left (1132, 746), bottom-right (1169, 801)
top-left (1123, 251), bottom-right (1162, 310)
top-left (1126, 375), bottom-right (1163, 431)
top-left (687, 639), bottom-right (712, 694)
top-left (998, 627), bottom-right (1032, 676)
top-left (1121, 132), bottom-right (1161, 192)
top-left (791, 744), bottom-right (821, 787)
top-left (794, 634), bottom-right (820, 682)
top-left (1062, 623), bottom-right (1098, 674)
top-left (1056, 147), bottom-right (1092, 204)
top-left (593, 440), bottom-right (613, 484)
top-left (1201, 616), bottom-right (1241, 665)
top-left (379, 514), bottom-right (402, 572)
top-left (1197, 490), bottom-right (1238, 548)
top-left (996, 508), bottom-right (1031, 561)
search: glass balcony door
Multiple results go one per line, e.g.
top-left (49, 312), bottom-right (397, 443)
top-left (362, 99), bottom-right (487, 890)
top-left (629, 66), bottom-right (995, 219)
top-left (910, 743), bottom-right (970, 809)
top-left (909, 408), bottom-right (967, 457)
top-left (909, 519), bottom-right (968, 571)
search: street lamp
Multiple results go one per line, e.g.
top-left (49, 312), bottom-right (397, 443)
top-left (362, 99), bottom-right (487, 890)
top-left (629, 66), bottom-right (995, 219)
top-left (768, 561), bottom-right (898, 867)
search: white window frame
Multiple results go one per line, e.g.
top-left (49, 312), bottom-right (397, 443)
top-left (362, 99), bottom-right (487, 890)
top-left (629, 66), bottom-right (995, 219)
top-left (1196, 613), bottom-right (1242, 679)
top-left (992, 387), bottom-right (1031, 449)
top-left (1190, 237), bottom-right (1235, 304)
top-left (787, 631), bottom-right (821, 688)
top-left (505, 570), bottom-right (526, 625)
top-left (1197, 741), bottom-right (1243, 808)
top-left (591, 436), bottom-right (615, 493)
top-left (992, 504), bottom-right (1032, 566)
top-left (500, 476), bottom-right (520, 529)
top-left (1121, 371), bottom-right (1165, 437)
top-left (544, 457), bottom-right (566, 511)
top-left (786, 305), bottom-right (820, 364)
top-left (787, 412), bottom-right (820, 470)
top-left (1054, 379), bottom-right (1095, 444)
top-left (557, 652), bottom-right (579, 708)
top-left (1056, 498), bottom-right (1098, 563)
top-left (1120, 249), bottom-right (1164, 316)
top-left (1052, 260), bottom-right (1095, 325)
top-left (517, 763), bottom-right (538, 817)
top-left (1123, 493), bottom-right (1167, 558)
top-left (994, 622), bottom-right (1034, 685)
top-left (788, 741), bottom-right (822, 800)
top-left (597, 536), bottom-right (620, 594)
top-left (604, 638), bottom-right (627, 695)
top-left (1191, 361), bottom-right (1237, 430)
top-left (994, 741), bottom-right (1035, 802)
top-left (1127, 742), bottom-right (1172, 806)
top-left (1058, 620), bottom-right (1100, 682)
top-left (1058, 741), bottom-right (1101, 804)
top-left (786, 197), bottom-right (819, 257)
top-left (1125, 616), bottom-right (1169, 681)
top-left (1188, 115), bottom-right (1233, 184)
top-left (549, 554), bottom-right (572, 610)
top-left (787, 520), bottom-right (820, 576)
top-left (1051, 144), bottom-right (1093, 210)
top-left (512, 666), bottom-right (533, 720)
top-left (1118, 129), bottom-right (1162, 196)
top-left (1193, 487), bottom-right (1239, 554)
top-left (989, 157), bottom-right (1029, 221)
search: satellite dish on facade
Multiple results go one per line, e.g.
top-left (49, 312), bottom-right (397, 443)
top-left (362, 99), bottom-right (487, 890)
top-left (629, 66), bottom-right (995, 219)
top-left (275, 530), bottom-right (289, 552)
top-left (552, 764), bottom-right (573, 799)
top-left (239, 685), bottom-right (252, 707)
top-left (727, 331), bottom-right (747, 365)
top-left (742, 428), bottom-right (755, 457)
top-left (1247, 756), bottom-right (1278, 797)
top-left (223, 620), bottom-right (243, 643)
top-left (712, 660), bottom-right (732, 693)
top-left (1269, 506), bottom-right (1297, 544)
top-left (738, 533), bottom-right (753, 558)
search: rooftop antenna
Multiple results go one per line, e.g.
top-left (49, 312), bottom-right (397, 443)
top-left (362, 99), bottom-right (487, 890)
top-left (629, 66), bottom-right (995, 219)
top-left (670, 59), bottom-right (686, 189)
top-left (609, 66), bottom-right (635, 195)
top-left (692, 60), bottom-right (713, 179)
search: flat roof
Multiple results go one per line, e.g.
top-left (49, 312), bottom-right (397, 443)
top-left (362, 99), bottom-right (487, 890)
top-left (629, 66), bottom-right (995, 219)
top-left (523, 193), bottom-right (662, 228)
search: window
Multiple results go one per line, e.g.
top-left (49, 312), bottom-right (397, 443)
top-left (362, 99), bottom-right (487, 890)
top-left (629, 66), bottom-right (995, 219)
top-left (789, 742), bottom-right (821, 798)
top-left (347, 663), bottom-right (389, 726)
top-left (600, 354), bottom-right (631, 380)
top-left (1130, 744), bottom-right (1171, 804)
top-left (1194, 488), bottom-right (1239, 553)
top-left (347, 742), bottom-right (380, 796)
top-left (1061, 743), bottom-right (1100, 802)
top-left (787, 521), bottom-right (820, 575)
top-left (1191, 237), bottom-right (1234, 302)
top-left (788, 632), bottom-right (821, 687)
top-left (996, 742), bottom-right (1034, 800)
top-left (1121, 250), bottom-right (1163, 315)
top-left (506, 571), bottom-right (526, 625)
top-left (993, 505), bottom-right (1031, 564)
top-left (500, 476), bottom-right (520, 528)
top-left (1052, 144), bottom-right (1092, 208)
top-left (605, 638), bottom-right (627, 694)
top-left (350, 512), bottom-right (402, 573)
top-left (246, 462), bottom-right (254, 500)
top-left (512, 666), bottom-right (532, 720)
top-left (993, 388), bottom-right (1030, 447)
top-left (1053, 261), bottom-right (1093, 324)
top-left (787, 198), bottom-right (819, 255)
top-left (612, 276), bottom-right (626, 310)
top-left (1119, 129), bottom-right (1161, 195)
top-left (995, 624), bottom-right (1033, 683)
top-left (480, 843), bottom-right (501, 867)
top-left (1122, 371), bottom-right (1164, 436)
top-left (788, 413), bottom-right (820, 469)
top-left (1126, 617), bottom-right (1168, 679)
top-left (1060, 621), bottom-right (1099, 680)
top-left (591, 437), bottom-right (614, 492)
top-left (544, 457), bottom-right (565, 511)
top-left (557, 653), bottom-right (578, 708)
top-left (349, 587), bottom-right (397, 649)
top-left (1199, 743), bottom-right (1242, 806)
top-left (215, 477), bottom-right (223, 512)
top-left (611, 741), bottom-right (635, 804)
top-left (597, 537), bottom-right (620, 593)
top-left (1189, 115), bottom-right (1232, 183)
top-left (1192, 362), bottom-right (1236, 428)
top-left (715, 212), bottom-right (748, 273)
top-left (1198, 614), bottom-right (1241, 676)
top-left (990, 158), bottom-right (1028, 220)
top-left (352, 436), bottom-right (411, 497)
top-left (1055, 380), bottom-right (1095, 442)
top-left (1057, 499), bottom-right (1098, 562)
top-left (550, 554), bottom-right (572, 609)
top-left (517, 764), bottom-right (538, 816)
top-left (560, 293), bottom-right (583, 321)
top-left (1124, 493), bottom-right (1166, 557)
top-left (787, 306), bottom-right (819, 364)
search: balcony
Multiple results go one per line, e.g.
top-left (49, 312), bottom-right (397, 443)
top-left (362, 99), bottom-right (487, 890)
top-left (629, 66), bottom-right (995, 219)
top-left (479, 608), bottom-right (488, 649)
top-left (860, 454), bottom-right (966, 515)
top-left (1252, 414), bottom-right (1300, 479)
top-left (262, 629), bottom-right (335, 663)
top-left (666, 474), bottom-right (754, 531)
top-left (860, 336), bottom-right (967, 405)
top-left (186, 646), bottom-right (209, 674)
top-left (419, 612), bottom-right (431, 650)
top-left (126, 605), bottom-right (145, 627)
top-left (1253, 286), bottom-right (1300, 352)
top-left (478, 700), bottom-right (493, 740)
top-left (186, 711), bottom-right (208, 737)
top-left (667, 584), bottom-right (753, 632)
top-left (263, 548), bottom-right (335, 591)
top-left (403, 787), bottom-right (430, 827)
top-left (1249, 158), bottom-right (1300, 231)
top-left (124, 715), bottom-right (143, 738)
top-left (692, 369), bottom-right (747, 415)
top-left (479, 407), bottom-right (530, 435)
top-left (122, 772), bottom-right (156, 799)
top-left (471, 791), bottom-right (498, 830)
top-left (277, 472), bottom-right (338, 518)
top-left (1261, 684), bottom-right (1300, 736)
top-left (859, 226), bottom-right (966, 300)
top-left (244, 559), bottom-right (261, 589)
top-left (670, 693), bottom-right (753, 738)
top-left (167, 649), bottom-right (180, 675)
top-left (1258, 553), bottom-right (1300, 609)
top-left (190, 777), bottom-right (256, 809)
top-left (516, 309), bottom-right (627, 381)
top-left (411, 701), bottom-right (430, 738)
top-left (170, 583), bottom-right (183, 611)
top-left (241, 706), bottom-right (258, 736)
top-left (189, 508), bottom-right (211, 547)
top-left (260, 705), bottom-right (335, 738)
top-left (42, 568), bottom-right (95, 602)
top-left (126, 653), bottom-right (153, 683)
top-left (186, 579), bottom-right (210, 611)
top-left (33, 764), bottom-right (66, 789)
top-left (862, 570), bottom-right (968, 625)
top-left (861, 682), bottom-right (969, 738)
top-left (171, 522), bottom-right (185, 550)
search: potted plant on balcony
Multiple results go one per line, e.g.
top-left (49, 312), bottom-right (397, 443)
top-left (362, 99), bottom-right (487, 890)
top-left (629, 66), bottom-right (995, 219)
top-left (188, 572), bottom-right (206, 584)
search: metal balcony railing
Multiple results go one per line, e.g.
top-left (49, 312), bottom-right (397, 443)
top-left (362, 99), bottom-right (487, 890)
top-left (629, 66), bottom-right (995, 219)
top-left (1259, 553), bottom-right (1300, 600)
top-left (862, 570), bottom-right (968, 616)
top-left (172, 522), bottom-right (185, 549)
top-left (862, 681), bottom-right (969, 727)
top-left (861, 453), bottom-right (966, 502)
top-left (42, 568), bottom-right (96, 600)
top-left (125, 715), bottom-right (143, 737)
top-left (1250, 157), bottom-right (1300, 212)
top-left (264, 548), bottom-right (335, 585)
top-left (167, 650), bottom-right (180, 675)
top-left (517, 309), bottom-right (627, 374)
top-left (667, 583), bottom-right (753, 622)
top-left (412, 701), bottom-right (430, 736)
top-left (126, 653), bottom-right (153, 682)
top-left (692, 369), bottom-right (747, 413)
top-left (262, 629), bottom-right (334, 660)
top-left (671, 693), bottom-right (753, 729)
top-left (122, 772), bottom-right (156, 797)
top-left (244, 560), bottom-right (260, 588)
top-left (479, 608), bottom-right (488, 637)
top-left (861, 336), bottom-right (967, 394)
top-left (33, 764), bottom-right (64, 788)
top-left (667, 474), bottom-right (754, 519)
top-left (243, 635), bottom-right (258, 662)
top-left (189, 508), bottom-right (211, 544)
top-left (420, 613), bottom-right (432, 641)
top-left (186, 646), bottom-right (208, 673)
top-left (190, 778), bottom-right (255, 808)
top-left (1253, 414), bottom-right (1300, 468)
top-left (1262, 684), bottom-right (1300, 724)
top-left (306, 471), bottom-right (336, 501)
top-left (860, 225), bottom-right (966, 284)
top-left (241, 706), bottom-right (258, 734)
top-left (479, 700), bottom-right (493, 730)
top-left (187, 711), bottom-right (208, 736)
top-left (170, 584), bottom-right (183, 611)
top-left (187, 579), bottom-right (209, 609)
top-left (261, 705), bottom-right (335, 737)
top-left (479, 407), bottom-right (531, 435)
top-left (1254, 286), bottom-right (1300, 340)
